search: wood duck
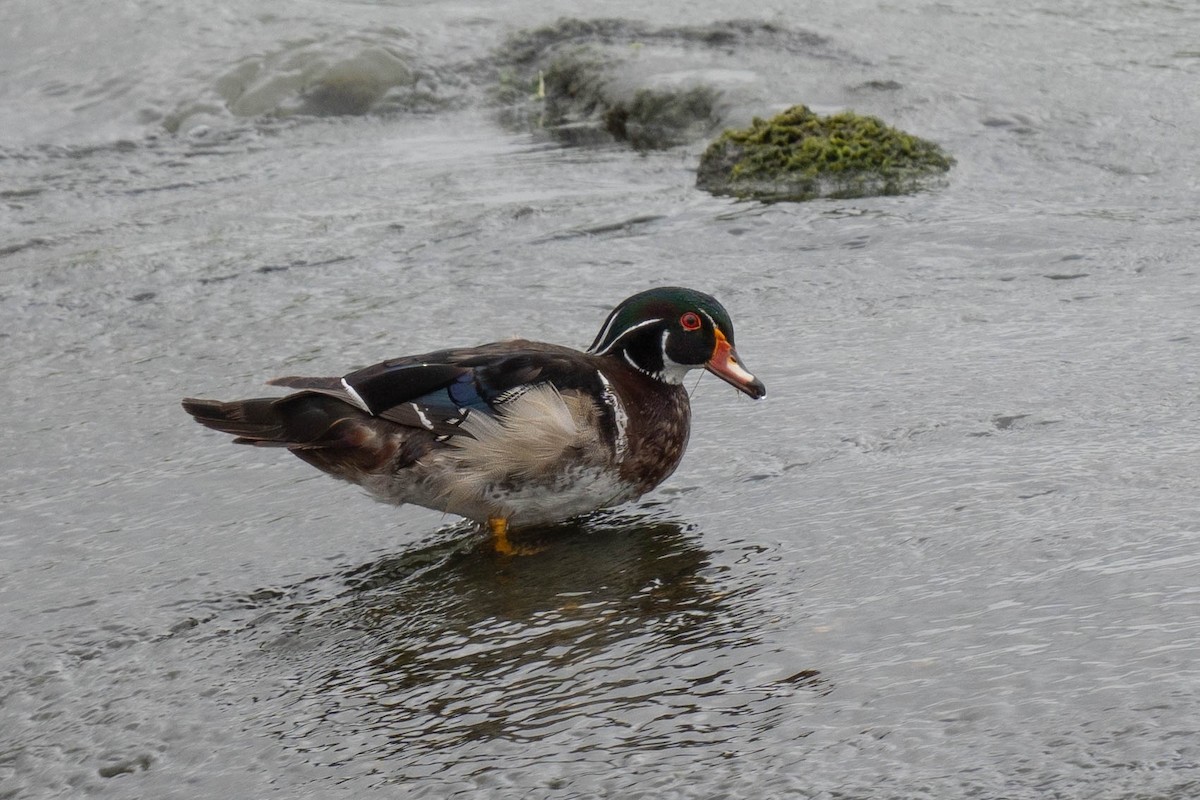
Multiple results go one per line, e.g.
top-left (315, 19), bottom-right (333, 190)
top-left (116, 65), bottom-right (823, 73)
top-left (183, 286), bottom-right (765, 553)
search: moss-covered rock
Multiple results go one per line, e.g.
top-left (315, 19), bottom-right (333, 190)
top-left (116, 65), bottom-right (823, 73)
top-left (696, 105), bottom-right (954, 202)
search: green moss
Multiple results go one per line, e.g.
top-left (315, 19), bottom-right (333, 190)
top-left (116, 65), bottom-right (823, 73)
top-left (697, 105), bottom-right (954, 202)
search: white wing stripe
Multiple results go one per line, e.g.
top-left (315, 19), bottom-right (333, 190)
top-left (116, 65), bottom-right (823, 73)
top-left (408, 402), bottom-right (434, 430)
top-left (341, 378), bottom-right (372, 413)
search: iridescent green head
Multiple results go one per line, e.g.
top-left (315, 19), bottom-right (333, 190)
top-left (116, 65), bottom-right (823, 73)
top-left (588, 286), bottom-right (765, 398)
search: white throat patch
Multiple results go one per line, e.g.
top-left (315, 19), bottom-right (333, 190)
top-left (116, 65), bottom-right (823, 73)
top-left (657, 330), bottom-right (693, 385)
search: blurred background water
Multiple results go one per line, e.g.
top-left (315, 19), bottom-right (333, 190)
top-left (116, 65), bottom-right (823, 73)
top-left (2, 1), bottom-right (1199, 797)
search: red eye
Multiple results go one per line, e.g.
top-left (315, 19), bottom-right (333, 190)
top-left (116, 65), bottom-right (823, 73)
top-left (680, 312), bottom-right (702, 331)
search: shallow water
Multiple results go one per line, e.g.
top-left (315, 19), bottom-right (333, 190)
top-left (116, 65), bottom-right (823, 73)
top-left (3, 1), bottom-right (1200, 797)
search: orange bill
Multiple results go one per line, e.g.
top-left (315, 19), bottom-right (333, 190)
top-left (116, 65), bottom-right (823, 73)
top-left (706, 329), bottom-right (766, 399)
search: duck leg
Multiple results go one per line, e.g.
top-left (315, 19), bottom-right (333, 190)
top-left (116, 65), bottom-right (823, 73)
top-left (488, 516), bottom-right (516, 556)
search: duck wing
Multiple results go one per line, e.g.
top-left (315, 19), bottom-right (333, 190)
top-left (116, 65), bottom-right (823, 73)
top-left (269, 340), bottom-right (606, 439)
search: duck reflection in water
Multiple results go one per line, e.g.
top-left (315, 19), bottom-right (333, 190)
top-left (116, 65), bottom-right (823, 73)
top-left (313, 512), bottom-right (728, 676)
top-left (234, 511), bottom-right (825, 763)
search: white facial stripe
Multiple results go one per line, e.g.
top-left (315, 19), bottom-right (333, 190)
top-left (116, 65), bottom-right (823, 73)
top-left (659, 312), bottom-right (711, 385)
top-left (341, 378), bottom-right (372, 413)
top-left (660, 342), bottom-right (694, 384)
top-left (590, 307), bottom-right (622, 352)
top-left (592, 317), bottom-right (663, 355)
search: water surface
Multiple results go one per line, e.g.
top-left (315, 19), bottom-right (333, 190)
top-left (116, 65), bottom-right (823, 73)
top-left (2, 1), bottom-right (1199, 797)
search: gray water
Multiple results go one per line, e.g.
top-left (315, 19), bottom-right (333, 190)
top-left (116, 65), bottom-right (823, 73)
top-left (3, 1), bottom-right (1200, 797)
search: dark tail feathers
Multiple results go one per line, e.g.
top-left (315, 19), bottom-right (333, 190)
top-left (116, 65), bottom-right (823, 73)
top-left (181, 393), bottom-right (370, 449)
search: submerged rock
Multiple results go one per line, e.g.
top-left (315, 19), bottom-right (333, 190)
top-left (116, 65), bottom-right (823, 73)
top-left (492, 18), bottom-right (828, 150)
top-left (696, 105), bottom-right (954, 202)
top-left (216, 45), bottom-right (435, 119)
top-left (518, 50), bottom-right (721, 149)
top-left (164, 38), bottom-right (453, 134)
top-left (603, 86), bottom-right (721, 151)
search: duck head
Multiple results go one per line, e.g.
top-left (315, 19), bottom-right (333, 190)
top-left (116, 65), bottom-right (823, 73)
top-left (588, 286), bottom-right (766, 399)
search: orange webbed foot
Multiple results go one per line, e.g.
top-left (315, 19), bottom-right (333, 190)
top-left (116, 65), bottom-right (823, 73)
top-left (487, 517), bottom-right (544, 556)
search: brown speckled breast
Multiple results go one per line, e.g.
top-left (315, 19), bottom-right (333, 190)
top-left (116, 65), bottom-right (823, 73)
top-left (598, 361), bottom-right (693, 496)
